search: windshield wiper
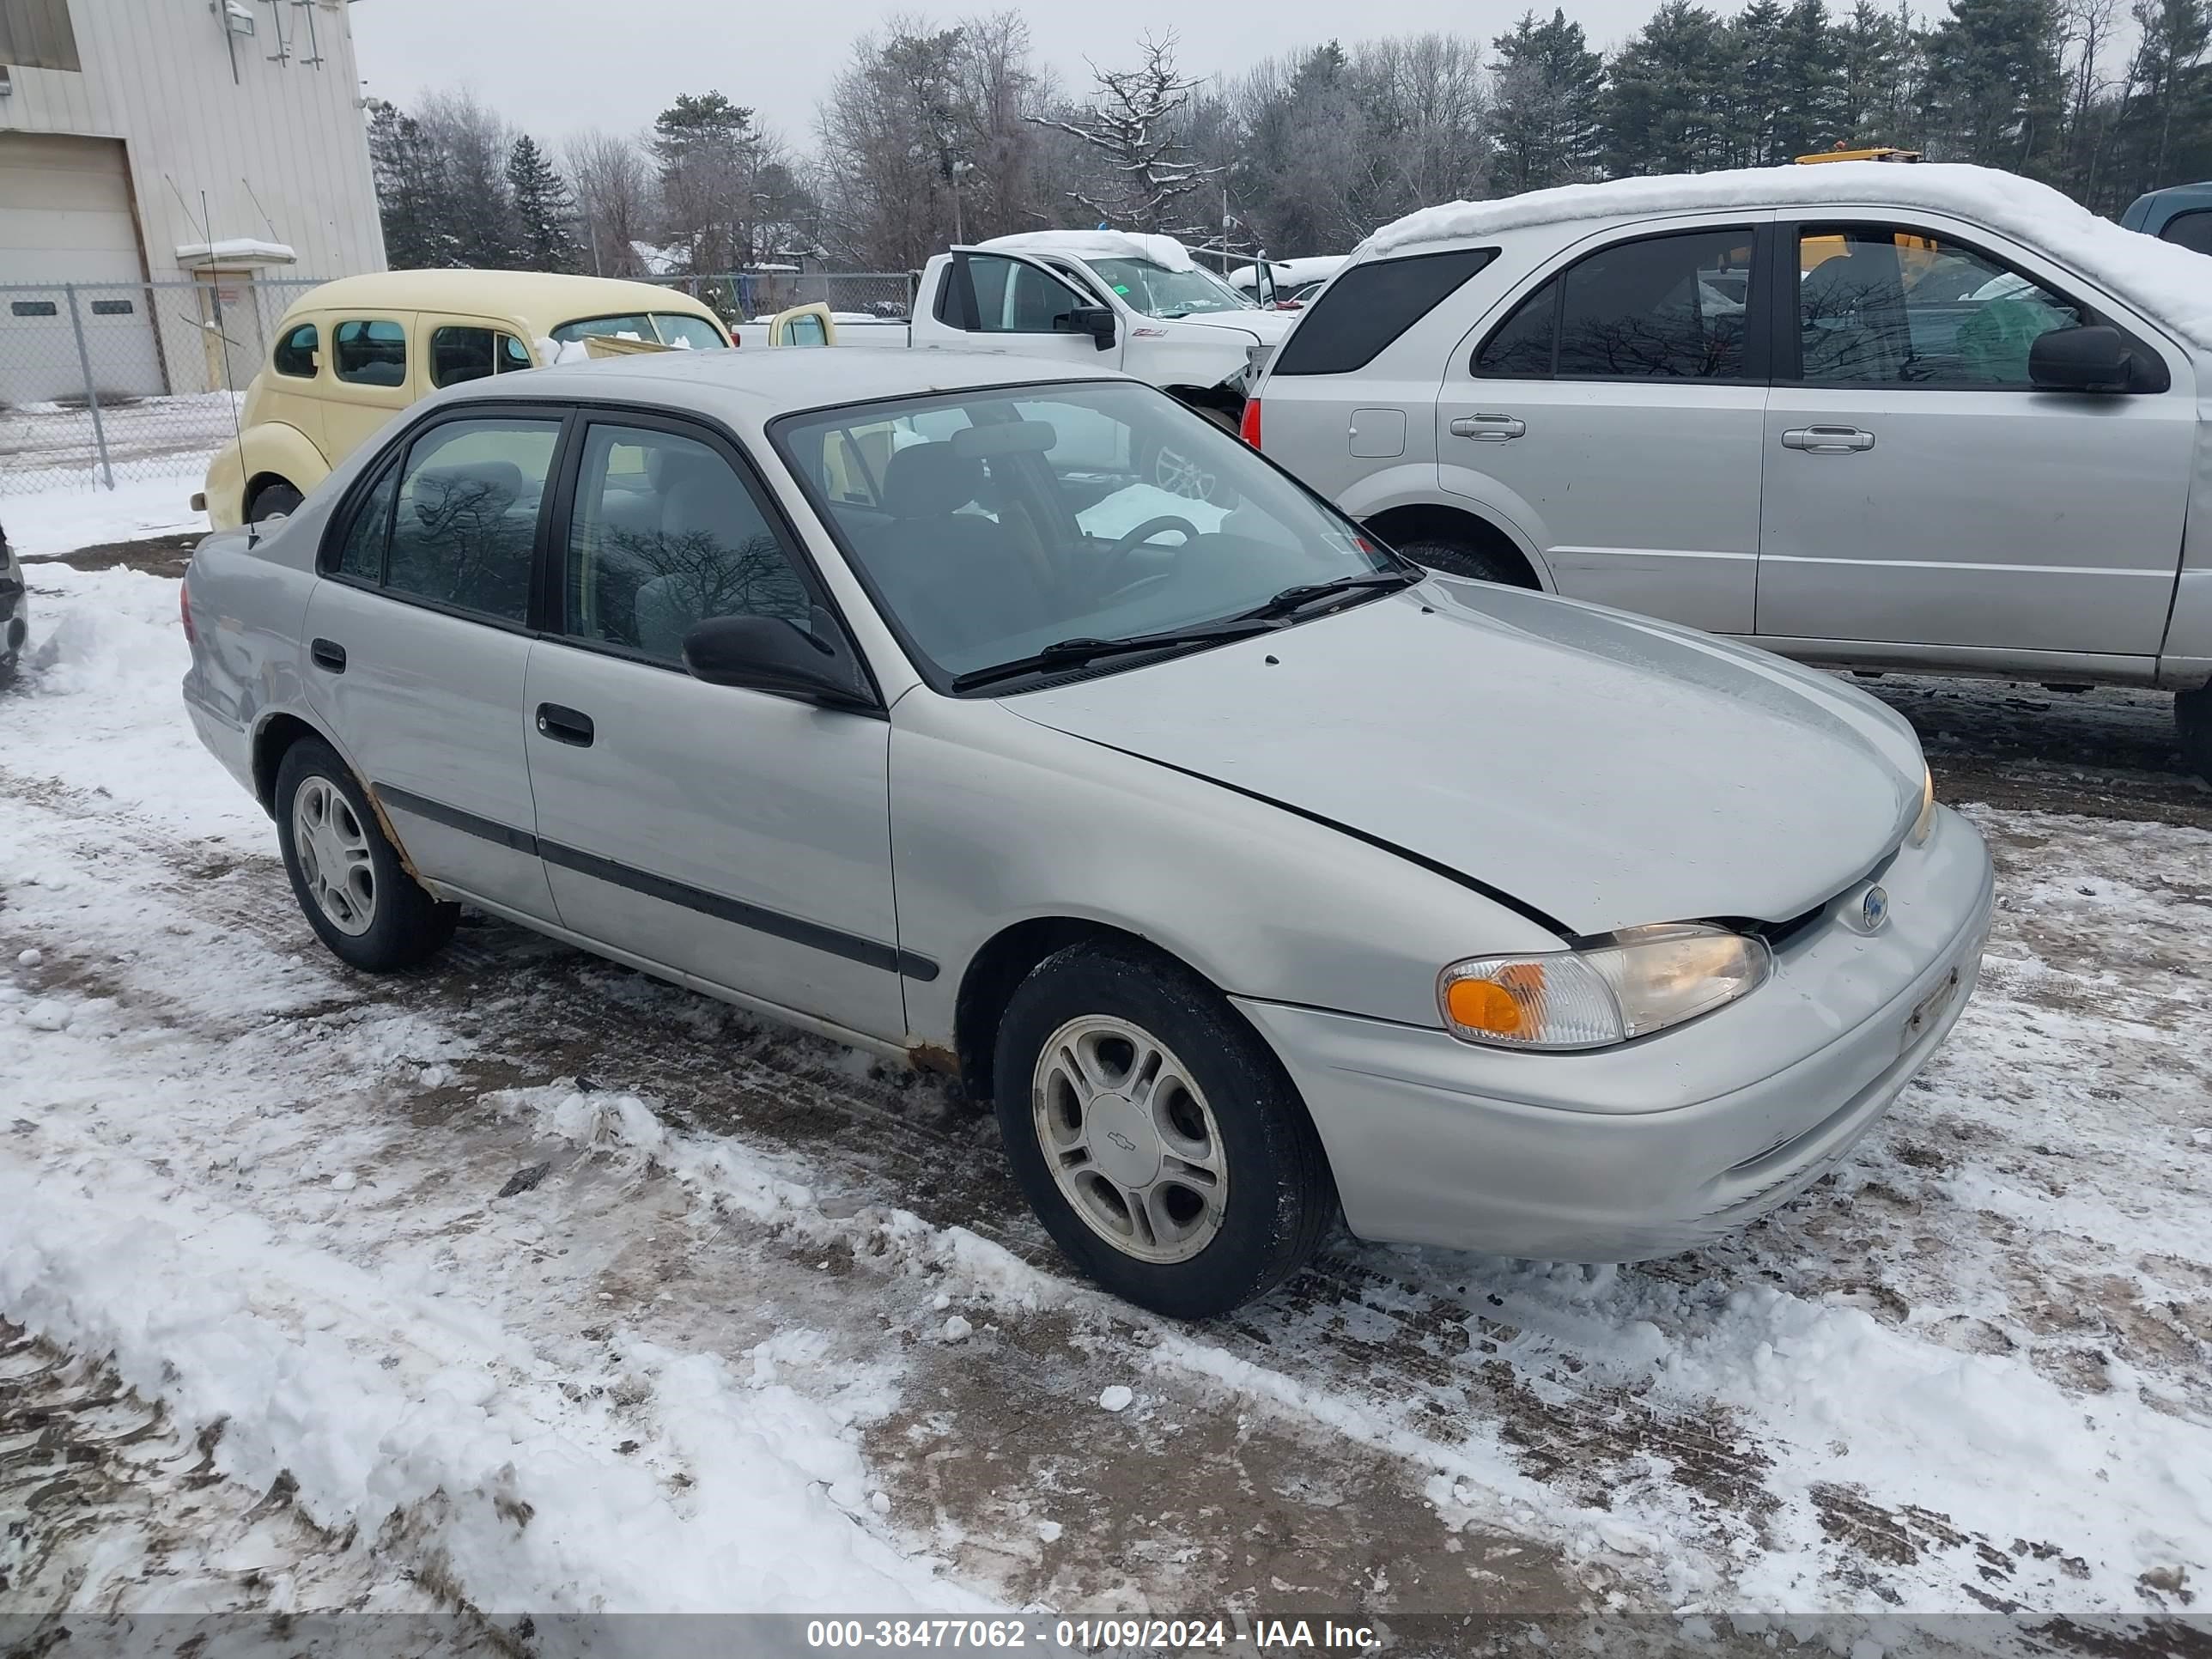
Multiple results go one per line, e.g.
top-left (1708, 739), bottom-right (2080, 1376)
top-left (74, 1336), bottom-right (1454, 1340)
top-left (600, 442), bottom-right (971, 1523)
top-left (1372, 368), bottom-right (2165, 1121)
top-left (950, 618), bottom-right (1279, 692)
top-left (1234, 568), bottom-right (1425, 623)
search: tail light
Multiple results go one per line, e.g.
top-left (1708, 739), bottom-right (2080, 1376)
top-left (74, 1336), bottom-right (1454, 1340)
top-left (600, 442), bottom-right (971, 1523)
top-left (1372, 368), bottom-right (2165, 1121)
top-left (179, 579), bottom-right (195, 643)
top-left (1239, 398), bottom-right (1261, 449)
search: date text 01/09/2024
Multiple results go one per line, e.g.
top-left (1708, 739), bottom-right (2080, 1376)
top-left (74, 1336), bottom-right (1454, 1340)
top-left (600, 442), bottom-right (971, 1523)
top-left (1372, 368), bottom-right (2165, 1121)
top-left (801, 1618), bottom-right (1382, 1651)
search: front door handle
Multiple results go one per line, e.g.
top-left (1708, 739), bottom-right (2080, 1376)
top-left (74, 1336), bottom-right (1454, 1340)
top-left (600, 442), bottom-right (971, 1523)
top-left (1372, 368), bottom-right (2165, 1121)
top-left (1782, 425), bottom-right (1876, 453)
top-left (1449, 413), bottom-right (1526, 441)
top-left (535, 702), bottom-right (594, 747)
top-left (309, 638), bottom-right (347, 673)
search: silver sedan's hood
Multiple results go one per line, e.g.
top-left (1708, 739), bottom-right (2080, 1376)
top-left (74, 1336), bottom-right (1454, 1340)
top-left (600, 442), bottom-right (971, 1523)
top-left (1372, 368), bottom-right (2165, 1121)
top-left (1007, 580), bottom-right (1924, 937)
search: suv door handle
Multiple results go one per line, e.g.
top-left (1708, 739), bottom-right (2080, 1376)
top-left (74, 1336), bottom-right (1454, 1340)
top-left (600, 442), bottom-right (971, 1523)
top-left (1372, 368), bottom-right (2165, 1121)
top-left (1782, 425), bottom-right (1876, 453)
top-left (309, 638), bottom-right (347, 673)
top-left (1449, 414), bottom-right (1526, 441)
top-left (535, 703), bottom-right (594, 747)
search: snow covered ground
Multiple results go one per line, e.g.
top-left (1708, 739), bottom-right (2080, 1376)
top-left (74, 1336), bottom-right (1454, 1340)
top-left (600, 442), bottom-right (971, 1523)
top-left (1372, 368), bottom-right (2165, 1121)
top-left (1, 393), bottom-right (239, 495)
top-left (3, 519), bottom-right (2209, 1651)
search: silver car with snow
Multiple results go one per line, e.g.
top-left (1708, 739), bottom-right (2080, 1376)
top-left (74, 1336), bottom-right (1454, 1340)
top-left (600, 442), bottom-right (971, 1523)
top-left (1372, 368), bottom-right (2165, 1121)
top-left (1248, 161), bottom-right (2212, 780)
top-left (180, 349), bottom-right (1992, 1316)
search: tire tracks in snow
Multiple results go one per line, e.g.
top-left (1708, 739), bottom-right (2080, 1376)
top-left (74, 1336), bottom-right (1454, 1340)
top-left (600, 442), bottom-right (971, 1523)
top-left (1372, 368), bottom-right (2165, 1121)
top-left (2, 757), bottom-right (2203, 1625)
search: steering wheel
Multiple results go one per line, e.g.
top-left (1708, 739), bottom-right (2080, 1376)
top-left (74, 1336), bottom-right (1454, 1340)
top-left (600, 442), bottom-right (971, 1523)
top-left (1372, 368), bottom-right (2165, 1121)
top-left (1092, 514), bottom-right (1202, 590)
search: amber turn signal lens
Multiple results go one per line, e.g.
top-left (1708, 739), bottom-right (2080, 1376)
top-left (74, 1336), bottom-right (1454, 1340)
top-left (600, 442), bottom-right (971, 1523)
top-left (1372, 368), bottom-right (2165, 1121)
top-left (1445, 975), bottom-right (1529, 1036)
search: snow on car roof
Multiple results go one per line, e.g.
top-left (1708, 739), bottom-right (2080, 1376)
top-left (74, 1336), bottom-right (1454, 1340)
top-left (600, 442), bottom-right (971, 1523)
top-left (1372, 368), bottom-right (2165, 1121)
top-left (975, 230), bottom-right (1199, 272)
top-left (1364, 161), bottom-right (2212, 349)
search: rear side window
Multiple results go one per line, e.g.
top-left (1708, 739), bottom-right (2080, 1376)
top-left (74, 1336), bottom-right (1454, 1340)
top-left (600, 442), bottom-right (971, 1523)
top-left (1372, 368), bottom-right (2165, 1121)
top-left (1475, 228), bottom-right (1754, 381)
top-left (333, 319), bottom-right (407, 386)
top-left (1269, 248), bottom-right (1497, 375)
top-left (273, 322), bottom-right (319, 379)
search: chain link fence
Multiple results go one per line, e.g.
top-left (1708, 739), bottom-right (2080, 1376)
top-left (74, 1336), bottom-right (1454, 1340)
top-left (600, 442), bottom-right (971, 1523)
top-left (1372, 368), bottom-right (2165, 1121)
top-left (1, 276), bottom-right (325, 496)
top-left (640, 270), bottom-right (917, 327)
top-left (1, 270), bottom-right (915, 498)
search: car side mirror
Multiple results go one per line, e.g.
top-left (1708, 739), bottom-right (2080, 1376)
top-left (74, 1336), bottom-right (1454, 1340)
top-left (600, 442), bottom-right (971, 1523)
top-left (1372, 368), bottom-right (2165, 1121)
top-left (2030, 324), bottom-right (2134, 392)
top-left (1059, 305), bottom-right (1116, 349)
top-left (681, 609), bottom-right (875, 710)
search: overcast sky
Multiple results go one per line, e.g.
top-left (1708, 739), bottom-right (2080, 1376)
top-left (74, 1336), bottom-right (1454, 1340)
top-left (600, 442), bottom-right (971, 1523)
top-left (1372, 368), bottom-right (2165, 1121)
top-left (349, 0), bottom-right (1676, 149)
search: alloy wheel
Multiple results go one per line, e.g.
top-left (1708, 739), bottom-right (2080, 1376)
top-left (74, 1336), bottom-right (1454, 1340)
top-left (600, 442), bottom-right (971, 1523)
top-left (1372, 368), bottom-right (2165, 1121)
top-left (291, 776), bottom-right (377, 937)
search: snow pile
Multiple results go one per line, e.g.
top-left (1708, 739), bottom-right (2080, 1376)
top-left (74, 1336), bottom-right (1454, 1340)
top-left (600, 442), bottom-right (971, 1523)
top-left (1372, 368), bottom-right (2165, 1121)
top-left (12, 562), bottom-right (261, 848)
top-left (976, 229), bottom-right (1199, 272)
top-left (1365, 161), bottom-right (2212, 347)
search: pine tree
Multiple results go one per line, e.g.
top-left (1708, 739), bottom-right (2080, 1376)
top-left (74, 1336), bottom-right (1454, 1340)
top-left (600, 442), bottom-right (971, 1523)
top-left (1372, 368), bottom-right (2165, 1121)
top-left (1603, 1), bottom-right (1730, 173)
top-left (1775, 0), bottom-right (1846, 155)
top-left (1918, 0), bottom-right (2067, 169)
top-left (368, 100), bottom-right (461, 269)
top-left (1491, 9), bottom-right (1607, 190)
top-left (506, 135), bottom-right (580, 273)
top-left (654, 91), bottom-right (767, 272)
top-left (1837, 0), bottom-right (1912, 143)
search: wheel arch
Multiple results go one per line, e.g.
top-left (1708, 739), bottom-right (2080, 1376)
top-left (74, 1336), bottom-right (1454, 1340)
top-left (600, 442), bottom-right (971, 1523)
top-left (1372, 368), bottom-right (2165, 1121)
top-left (1363, 501), bottom-right (1550, 591)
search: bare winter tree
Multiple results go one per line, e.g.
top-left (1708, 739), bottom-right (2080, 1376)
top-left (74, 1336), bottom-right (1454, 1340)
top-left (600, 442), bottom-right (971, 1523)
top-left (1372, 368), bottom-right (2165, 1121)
top-left (415, 88), bottom-right (520, 265)
top-left (1029, 33), bottom-right (1218, 234)
top-left (563, 130), bottom-right (658, 276)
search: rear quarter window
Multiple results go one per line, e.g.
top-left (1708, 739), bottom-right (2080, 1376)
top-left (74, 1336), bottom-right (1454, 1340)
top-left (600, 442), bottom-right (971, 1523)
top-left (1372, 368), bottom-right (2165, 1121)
top-left (1268, 248), bottom-right (1498, 376)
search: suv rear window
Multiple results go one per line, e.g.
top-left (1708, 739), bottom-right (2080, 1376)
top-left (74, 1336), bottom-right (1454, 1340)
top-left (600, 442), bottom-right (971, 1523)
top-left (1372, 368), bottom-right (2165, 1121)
top-left (1268, 248), bottom-right (1497, 375)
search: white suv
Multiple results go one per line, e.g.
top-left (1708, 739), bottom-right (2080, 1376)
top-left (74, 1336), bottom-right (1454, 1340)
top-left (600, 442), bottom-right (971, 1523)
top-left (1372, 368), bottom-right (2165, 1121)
top-left (1245, 162), bottom-right (2212, 778)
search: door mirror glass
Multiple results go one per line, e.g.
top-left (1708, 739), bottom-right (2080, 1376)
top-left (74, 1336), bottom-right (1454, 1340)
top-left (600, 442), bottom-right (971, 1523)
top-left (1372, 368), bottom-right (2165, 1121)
top-left (2028, 323), bottom-right (2134, 392)
top-left (681, 609), bottom-right (873, 708)
top-left (1059, 304), bottom-right (1117, 349)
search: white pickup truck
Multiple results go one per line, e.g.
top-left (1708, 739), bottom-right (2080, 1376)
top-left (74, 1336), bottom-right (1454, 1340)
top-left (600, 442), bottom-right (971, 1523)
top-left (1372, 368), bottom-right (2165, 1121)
top-left (765, 234), bottom-right (1296, 434)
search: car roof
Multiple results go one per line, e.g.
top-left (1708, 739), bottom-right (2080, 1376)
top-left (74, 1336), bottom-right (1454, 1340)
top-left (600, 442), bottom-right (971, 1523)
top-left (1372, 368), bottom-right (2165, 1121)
top-left (1360, 160), bottom-right (2212, 349)
top-left (444, 343), bottom-right (1133, 429)
top-left (283, 269), bottom-right (723, 331)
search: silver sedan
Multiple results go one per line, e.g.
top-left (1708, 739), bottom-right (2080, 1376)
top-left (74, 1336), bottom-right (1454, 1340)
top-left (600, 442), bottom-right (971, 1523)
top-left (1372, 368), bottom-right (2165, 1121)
top-left (181, 349), bottom-right (1993, 1316)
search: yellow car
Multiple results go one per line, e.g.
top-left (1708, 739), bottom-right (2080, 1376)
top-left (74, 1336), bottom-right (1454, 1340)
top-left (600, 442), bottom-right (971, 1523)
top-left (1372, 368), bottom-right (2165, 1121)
top-left (199, 270), bottom-right (732, 528)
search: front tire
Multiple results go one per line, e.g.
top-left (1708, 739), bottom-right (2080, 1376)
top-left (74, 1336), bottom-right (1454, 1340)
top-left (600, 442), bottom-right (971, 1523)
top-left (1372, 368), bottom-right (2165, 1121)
top-left (1391, 535), bottom-right (1531, 586)
top-left (274, 738), bottom-right (457, 971)
top-left (2179, 684), bottom-right (2212, 785)
top-left (993, 940), bottom-right (1335, 1318)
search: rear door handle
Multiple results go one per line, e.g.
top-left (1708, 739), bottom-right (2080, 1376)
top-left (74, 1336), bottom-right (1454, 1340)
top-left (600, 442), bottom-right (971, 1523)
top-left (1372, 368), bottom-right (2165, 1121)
top-left (535, 702), bottom-right (594, 747)
top-left (1782, 425), bottom-right (1876, 453)
top-left (1449, 413), bottom-right (1526, 441)
top-left (309, 638), bottom-right (347, 673)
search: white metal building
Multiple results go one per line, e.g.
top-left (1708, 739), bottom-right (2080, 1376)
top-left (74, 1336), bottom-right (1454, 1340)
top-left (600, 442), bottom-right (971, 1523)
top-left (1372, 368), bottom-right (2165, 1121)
top-left (0, 0), bottom-right (386, 402)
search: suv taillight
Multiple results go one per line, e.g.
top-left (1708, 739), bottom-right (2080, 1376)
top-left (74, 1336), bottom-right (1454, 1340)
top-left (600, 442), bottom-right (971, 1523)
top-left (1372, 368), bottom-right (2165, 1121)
top-left (1239, 398), bottom-right (1261, 449)
top-left (179, 580), bottom-right (195, 643)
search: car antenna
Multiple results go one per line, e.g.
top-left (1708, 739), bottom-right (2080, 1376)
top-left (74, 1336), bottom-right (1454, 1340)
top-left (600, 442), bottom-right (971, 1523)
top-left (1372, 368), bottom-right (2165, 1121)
top-left (194, 189), bottom-right (258, 548)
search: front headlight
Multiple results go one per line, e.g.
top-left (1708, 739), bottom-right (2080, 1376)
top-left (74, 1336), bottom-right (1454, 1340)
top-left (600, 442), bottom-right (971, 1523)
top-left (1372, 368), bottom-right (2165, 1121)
top-left (1909, 767), bottom-right (1937, 846)
top-left (1438, 924), bottom-right (1771, 1051)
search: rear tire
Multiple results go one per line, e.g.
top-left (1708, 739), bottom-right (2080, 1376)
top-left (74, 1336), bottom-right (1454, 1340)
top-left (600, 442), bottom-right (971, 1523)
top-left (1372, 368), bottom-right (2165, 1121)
top-left (248, 481), bottom-right (304, 523)
top-left (2179, 684), bottom-right (2212, 785)
top-left (1390, 535), bottom-right (1532, 586)
top-left (992, 939), bottom-right (1335, 1318)
top-left (274, 738), bottom-right (457, 971)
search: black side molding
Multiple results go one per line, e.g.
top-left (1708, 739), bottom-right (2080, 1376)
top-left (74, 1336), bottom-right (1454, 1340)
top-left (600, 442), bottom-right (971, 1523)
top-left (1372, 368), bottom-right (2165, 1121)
top-left (372, 782), bottom-right (938, 981)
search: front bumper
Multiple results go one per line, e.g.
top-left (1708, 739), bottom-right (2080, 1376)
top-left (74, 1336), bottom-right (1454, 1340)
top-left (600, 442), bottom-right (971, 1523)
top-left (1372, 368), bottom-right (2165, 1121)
top-left (1235, 805), bottom-right (1995, 1261)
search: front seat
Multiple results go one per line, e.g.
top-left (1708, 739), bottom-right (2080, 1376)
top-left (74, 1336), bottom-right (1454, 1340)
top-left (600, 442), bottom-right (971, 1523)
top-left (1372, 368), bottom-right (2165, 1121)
top-left (1799, 242), bottom-right (1909, 380)
top-left (856, 444), bottom-right (1048, 658)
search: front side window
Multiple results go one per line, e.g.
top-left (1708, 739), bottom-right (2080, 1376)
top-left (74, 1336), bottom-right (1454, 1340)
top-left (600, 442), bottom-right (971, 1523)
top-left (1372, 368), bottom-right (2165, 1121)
top-left (562, 424), bottom-right (811, 662)
top-left (333, 319), bottom-right (407, 386)
top-left (1085, 258), bottom-right (1253, 318)
top-left (429, 326), bottom-right (533, 387)
top-left (549, 312), bottom-right (727, 350)
top-left (1795, 224), bottom-right (2083, 386)
top-left (775, 380), bottom-right (1395, 687)
top-left (957, 256), bottom-right (1094, 333)
top-left (379, 417), bottom-right (560, 622)
top-left (273, 322), bottom-right (319, 379)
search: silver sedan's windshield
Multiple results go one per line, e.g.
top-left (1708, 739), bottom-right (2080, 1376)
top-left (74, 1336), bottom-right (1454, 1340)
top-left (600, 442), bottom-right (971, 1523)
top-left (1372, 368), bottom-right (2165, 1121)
top-left (775, 381), bottom-right (1398, 688)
